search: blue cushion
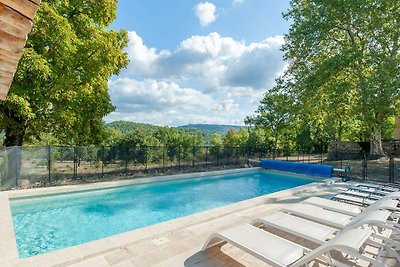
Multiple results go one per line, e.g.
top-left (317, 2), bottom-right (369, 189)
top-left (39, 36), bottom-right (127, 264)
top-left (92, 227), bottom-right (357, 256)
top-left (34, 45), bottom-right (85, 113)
top-left (260, 159), bottom-right (333, 178)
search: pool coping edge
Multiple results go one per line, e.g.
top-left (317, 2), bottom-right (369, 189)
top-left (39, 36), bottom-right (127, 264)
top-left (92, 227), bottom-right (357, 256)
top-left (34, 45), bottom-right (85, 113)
top-left (0, 169), bottom-right (344, 266)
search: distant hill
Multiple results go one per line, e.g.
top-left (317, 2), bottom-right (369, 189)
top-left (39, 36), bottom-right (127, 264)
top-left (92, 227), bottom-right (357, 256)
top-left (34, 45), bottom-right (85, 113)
top-left (105, 121), bottom-right (247, 144)
top-left (106, 121), bottom-right (161, 133)
top-left (177, 124), bottom-right (246, 135)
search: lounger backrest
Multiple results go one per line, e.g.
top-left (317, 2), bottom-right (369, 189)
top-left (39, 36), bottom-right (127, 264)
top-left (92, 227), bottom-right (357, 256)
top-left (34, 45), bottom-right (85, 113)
top-left (291, 229), bottom-right (372, 267)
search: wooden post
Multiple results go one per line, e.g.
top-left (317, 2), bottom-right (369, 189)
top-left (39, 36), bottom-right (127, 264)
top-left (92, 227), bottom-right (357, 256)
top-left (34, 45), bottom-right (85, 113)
top-left (0, 0), bottom-right (41, 99)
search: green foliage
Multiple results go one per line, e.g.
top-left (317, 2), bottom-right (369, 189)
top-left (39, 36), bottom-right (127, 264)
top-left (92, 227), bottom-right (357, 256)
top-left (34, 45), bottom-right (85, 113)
top-left (280, 0), bottom-right (400, 154)
top-left (245, 128), bottom-right (271, 149)
top-left (210, 133), bottom-right (223, 147)
top-left (177, 124), bottom-right (247, 136)
top-left (246, 0), bottom-right (399, 155)
top-left (223, 128), bottom-right (249, 147)
top-left (154, 127), bottom-right (204, 147)
top-left (106, 121), bottom-right (161, 134)
top-left (106, 121), bottom-right (247, 145)
top-left (102, 127), bottom-right (125, 146)
top-left (245, 91), bottom-right (296, 156)
top-left (0, 0), bottom-right (128, 147)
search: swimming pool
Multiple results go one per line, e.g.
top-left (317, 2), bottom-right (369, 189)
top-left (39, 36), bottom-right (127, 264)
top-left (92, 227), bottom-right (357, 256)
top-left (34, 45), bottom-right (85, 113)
top-left (10, 169), bottom-right (316, 258)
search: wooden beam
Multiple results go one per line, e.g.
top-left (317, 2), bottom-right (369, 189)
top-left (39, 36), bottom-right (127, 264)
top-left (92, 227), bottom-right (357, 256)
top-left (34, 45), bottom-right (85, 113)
top-left (0, 0), bottom-right (40, 100)
top-left (0, 3), bottom-right (33, 33)
top-left (1, 0), bottom-right (39, 21)
top-left (0, 21), bottom-right (27, 39)
top-left (0, 69), bottom-right (15, 78)
top-left (0, 48), bottom-right (23, 64)
top-left (0, 47), bottom-right (23, 61)
top-left (0, 58), bottom-right (18, 73)
top-left (0, 76), bottom-right (12, 86)
top-left (0, 89), bottom-right (9, 100)
top-left (30, 0), bottom-right (41, 5)
top-left (0, 30), bottom-right (27, 53)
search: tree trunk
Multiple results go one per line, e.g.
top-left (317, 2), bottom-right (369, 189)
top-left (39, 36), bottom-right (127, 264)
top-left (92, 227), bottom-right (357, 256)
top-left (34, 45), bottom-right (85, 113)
top-left (370, 127), bottom-right (384, 156)
top-left (337, 121), bottom-right (343, 141)
top-left (369, 112), bottom-right (385, 157)
top-left (4, 127), bottom-right (25, 147)
top-left (273, 131), bottom-right (279, 159)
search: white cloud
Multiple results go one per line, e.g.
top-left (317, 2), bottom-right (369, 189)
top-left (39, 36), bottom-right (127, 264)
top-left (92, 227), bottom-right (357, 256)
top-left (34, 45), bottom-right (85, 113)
top-left (107, 78), bottom-right (244, 126)
top-left (223, 36), bottom-right (286, 88)
top-left (194, 2), bottom-right (217, 27)
top-left (233, 0), bottom-right (244, 6)
top-left (121, 31), bottom-right (285, 91)
top-left (111, 31), bottom-right (287, 125)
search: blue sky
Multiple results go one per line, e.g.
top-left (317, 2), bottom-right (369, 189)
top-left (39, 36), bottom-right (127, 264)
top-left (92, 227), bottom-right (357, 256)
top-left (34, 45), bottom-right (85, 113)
top-left (106, 0), bottom-right (291, 126)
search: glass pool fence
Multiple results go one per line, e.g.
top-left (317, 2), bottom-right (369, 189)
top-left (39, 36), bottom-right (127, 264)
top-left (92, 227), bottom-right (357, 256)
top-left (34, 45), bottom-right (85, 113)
top-left (0, 145), bottom-right (398, 190)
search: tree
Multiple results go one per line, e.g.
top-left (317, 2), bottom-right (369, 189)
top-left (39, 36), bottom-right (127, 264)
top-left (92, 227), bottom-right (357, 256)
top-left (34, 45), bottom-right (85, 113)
top-left (222, 128), bottom-right (249, 147)
top-left (245, 91), bottom-right (295, 158)
top-left (282, 0), bottom-right (400, 156)
top-left (0, 0), bottom-right (128, 147)
top-left (210, 133), bottom-right (223, 147)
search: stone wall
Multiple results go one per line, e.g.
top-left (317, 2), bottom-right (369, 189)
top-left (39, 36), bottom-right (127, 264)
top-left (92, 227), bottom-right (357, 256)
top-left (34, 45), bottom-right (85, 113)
top-left (328, 140), bottom-right (400, 160)
top-left (327, 141), bottom-right (364, 160)
top-left (395, 117), bottom-right (400, 140)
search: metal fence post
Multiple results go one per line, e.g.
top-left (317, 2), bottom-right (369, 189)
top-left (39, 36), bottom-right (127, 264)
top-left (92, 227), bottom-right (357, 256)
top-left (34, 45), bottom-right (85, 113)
top-left (73, 146), bottom-right (77, 180)
top-left (162, 146), bottom-right (166, 172)
top-left (205, 146), bottom-right (208, 167)
top-left (101, 146), bottom-right (104, 176)
top-left (320, 149), bottom-right (323, 164)
top-left (178, 146), bottom-right (181, 170)
top-left (389, 155), bottom-right (394, 183)
top-left (340, 154), bottom-right (343, 170)
top-left (362, 153), bottom-right (367, 180)
top-left (216, 147), bottom-right (219, 166)
top-left (48, 145), bottom-right (51, 184)
top-left (192, 146), bottom-right (195, 168)
top-left (145, 146), bottom-right (148, 173)
top-left (124, 145), bottom-right (128, 174)
top-left (15, 146), bottom-right (19, 188)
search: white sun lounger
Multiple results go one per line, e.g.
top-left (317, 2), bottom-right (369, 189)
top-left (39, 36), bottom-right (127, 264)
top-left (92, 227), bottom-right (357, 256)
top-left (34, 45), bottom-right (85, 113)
top-left (251, 211), bottom-right (400, 261)
top-left (357, 182), bottom-right (399, 192)
top-left (340, 190), bottom-right (382, 200)
top-left (349, 186), bottom-right (391, 196)
top-left (252, 212), bottom-right (337, 244)
top-left (333, 191), bottom-right (400, 206)
top-left (281, 203), bottom-right (354, 228)
top-left (303, 197), bottom-right (363, 216)
top-left (254, 204), bottom-right (400, 259)
top-left (282, 203), bottom-right (400, 234)
top-left (303, 197), bottom-right (399, 216)
top-left (203, 225), bottom-right (389, 266)
top-left (332, 194), bottom-right (376, 206)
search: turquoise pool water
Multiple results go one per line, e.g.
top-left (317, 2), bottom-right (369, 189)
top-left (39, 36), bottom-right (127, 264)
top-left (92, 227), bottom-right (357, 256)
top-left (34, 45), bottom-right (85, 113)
top-left (11, 170), bottom-right (315, 258)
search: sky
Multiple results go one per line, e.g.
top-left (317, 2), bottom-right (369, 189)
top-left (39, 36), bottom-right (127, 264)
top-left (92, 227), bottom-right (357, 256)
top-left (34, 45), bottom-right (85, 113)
top-left (106, 0), bottom-right (291, 126)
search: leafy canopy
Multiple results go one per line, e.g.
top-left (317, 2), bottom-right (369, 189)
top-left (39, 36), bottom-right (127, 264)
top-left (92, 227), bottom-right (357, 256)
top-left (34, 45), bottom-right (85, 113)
top-left (282, 0), bottom-right (400, 154)
top-left (0, 0), bottom-right (128, 146)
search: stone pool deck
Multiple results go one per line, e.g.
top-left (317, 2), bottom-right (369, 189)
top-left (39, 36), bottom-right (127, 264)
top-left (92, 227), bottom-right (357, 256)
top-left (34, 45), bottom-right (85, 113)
top-left (0, 170), bottom-right (394, 267)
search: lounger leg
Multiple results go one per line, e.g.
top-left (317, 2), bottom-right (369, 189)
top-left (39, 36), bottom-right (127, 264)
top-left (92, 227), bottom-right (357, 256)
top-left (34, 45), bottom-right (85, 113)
top-left (202, 235), bottom-right (225, 251)
top-left (371, 234), bottom-right (400, 251)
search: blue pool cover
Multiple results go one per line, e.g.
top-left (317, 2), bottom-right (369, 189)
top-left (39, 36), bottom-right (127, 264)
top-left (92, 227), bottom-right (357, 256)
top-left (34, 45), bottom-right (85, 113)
top-left (260, 159), bottom-right (333, 178)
